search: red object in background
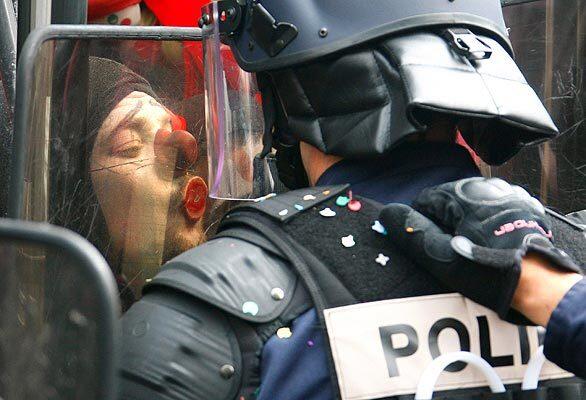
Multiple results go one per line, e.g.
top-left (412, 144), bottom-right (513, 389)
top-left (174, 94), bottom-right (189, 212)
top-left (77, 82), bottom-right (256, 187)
top-left (143, 0), bottom-right (243, 97)
top-left (143, 0), bottom-right (209, 27)
top-left (182, 41), bottom-right (206, 97)
top-left (88, 0), bottom-right (141, 20)
top-left (456, 132), bottom-right (483, 167)
top-left (143, 0), bottom-right (209, 97)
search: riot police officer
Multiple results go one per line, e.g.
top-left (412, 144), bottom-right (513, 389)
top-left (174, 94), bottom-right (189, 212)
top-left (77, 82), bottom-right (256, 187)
top-left (118, 1), bottom-right (585, 399)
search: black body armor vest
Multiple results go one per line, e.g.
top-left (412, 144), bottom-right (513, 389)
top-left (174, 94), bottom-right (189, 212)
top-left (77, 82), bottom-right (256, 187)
top-left (119, 186), bottom-right (586, 400)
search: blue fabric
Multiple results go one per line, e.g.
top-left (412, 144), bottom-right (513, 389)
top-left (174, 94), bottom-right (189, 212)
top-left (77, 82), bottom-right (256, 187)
top-left (317, 142), bottom-right (480, 204)
top-left (257, 142), bottom-right (480, 400)
top-left (257, 309), bottom-right (332, 400)
top-left (544, 278), bottom-right (586, 379)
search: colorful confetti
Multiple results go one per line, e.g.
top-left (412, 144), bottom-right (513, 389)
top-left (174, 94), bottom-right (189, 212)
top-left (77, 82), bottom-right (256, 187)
top-left (375, 253), bottom-right (390, 266)
top-left (336, 196), bottom-right (350, 207)
top-left (371, 221), bottom-right (388, 235)
top-left (341, 235), bottom-right (356, 248)
top-left (319, 207), bottom-right (336, 217)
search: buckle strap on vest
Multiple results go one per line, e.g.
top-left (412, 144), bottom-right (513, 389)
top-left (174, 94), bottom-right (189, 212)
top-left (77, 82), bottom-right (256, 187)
top-left (229, 318), bottom-right (263, 400)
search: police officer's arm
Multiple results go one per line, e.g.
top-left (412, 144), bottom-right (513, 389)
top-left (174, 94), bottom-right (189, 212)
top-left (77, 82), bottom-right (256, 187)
top-left (513, 254), bottom-right (586, 378)
top-left (119, 284), bottom-right (244, 400)
top-left (514, 210), bottom-right (586, 326)
top-left (380, 177), bottom-right (586, 376)
top-left (512, 254), bottom-right (582, 327)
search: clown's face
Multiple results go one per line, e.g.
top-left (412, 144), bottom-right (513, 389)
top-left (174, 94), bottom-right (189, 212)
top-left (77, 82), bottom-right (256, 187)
top-left (90, 91), bottom-right (210, 295)
top-left (88, 2), bottom-right (142, 26)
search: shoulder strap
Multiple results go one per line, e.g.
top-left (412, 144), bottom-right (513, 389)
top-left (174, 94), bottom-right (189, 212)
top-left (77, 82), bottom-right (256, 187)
top-left (565, 209), bottom-right (586, 228)
top-left (236, 184), bottom-right (349, 223)
top-left (219, 210), bottom-right (357, 313)
top-left (546, 208), bottom-right (586, 231)
top-left (218, 208), bottom-right (357, 400)
top-left (146, 237), bottom-right (307, 324)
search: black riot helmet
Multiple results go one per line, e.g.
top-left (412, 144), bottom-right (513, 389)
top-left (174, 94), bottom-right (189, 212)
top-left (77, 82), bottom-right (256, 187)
top-left (200, 0), bottom-right (559, 188)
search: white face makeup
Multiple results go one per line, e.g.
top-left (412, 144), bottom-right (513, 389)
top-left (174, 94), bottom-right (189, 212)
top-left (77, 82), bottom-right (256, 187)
top-left (90, 91), bottom-right (209, 295)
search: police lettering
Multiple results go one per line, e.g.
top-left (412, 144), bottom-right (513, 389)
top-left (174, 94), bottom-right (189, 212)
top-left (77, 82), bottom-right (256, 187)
top-left (428, 318), bottom-right (470, 372)
top-left (379, 324), bottom-right (419, 377)
top-left (379, 316), bottom-right (531, 378)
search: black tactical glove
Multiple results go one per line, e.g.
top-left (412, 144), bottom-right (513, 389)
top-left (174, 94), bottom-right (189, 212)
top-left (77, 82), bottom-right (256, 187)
top-left (380, 177), bottom-right (581, 323)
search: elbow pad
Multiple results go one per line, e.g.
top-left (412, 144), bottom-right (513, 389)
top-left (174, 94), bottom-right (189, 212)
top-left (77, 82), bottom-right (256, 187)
top-left (119, 289), bottom-right (242, 400)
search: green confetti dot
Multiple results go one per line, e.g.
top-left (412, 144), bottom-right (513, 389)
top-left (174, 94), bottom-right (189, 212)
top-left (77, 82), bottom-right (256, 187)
top-left (107, 14), bottom-right (119, 24)
top-left (336, 196), bottom-right (350, 207)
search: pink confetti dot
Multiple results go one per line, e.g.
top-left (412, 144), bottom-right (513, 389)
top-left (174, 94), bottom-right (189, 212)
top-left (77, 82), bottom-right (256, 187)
top-left (347, 199), bottom-right (362, 212)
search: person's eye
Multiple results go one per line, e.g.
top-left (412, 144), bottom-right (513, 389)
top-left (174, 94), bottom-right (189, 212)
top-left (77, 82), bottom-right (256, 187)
top-left (111, 130), bottom-right (143, 157)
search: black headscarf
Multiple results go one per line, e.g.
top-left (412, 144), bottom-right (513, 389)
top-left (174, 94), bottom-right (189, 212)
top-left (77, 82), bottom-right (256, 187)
top-left (86, 57), bottom-right (159, 139)
top-left (50, 56), bottom-right (159, 309)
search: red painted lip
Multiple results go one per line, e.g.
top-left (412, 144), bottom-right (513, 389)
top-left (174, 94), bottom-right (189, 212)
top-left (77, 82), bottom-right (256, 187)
top-left (183, 176), bottom-right (208, 222)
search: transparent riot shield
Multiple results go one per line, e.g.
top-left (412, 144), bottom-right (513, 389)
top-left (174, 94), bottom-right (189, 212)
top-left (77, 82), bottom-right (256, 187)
top-left (0, 218), bottom-right (119, 400)
top-left (10, 26), bottom-right (240, 308)
top-left (491, 1), bottom-right (585, 214)
top-left (0, 0), bottom-right (17, 217)
top-left (201, 0), bottom-right (268, 200)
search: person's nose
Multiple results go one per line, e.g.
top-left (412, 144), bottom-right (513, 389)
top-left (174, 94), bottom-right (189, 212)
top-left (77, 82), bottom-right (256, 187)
top-left (154, 129), bottom-right (198, 171)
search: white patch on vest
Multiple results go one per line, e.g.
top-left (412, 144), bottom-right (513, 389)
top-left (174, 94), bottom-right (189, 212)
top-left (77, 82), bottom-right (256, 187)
top-left (324, 293), bottom-right (572, 400)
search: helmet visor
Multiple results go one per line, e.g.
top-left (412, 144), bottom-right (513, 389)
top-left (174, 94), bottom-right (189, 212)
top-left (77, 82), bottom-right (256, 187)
top-left (202, 0), bottom-right (271, 200)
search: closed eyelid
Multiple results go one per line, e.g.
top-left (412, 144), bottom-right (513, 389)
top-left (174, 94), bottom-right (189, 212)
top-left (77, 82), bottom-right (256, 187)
top-left (110, 130), bottom-right (142, 155)
top-left (100, 96), bottom-right (173, 145)
top-left (109, 118), bottom-right (150, 142)
top-left (107, 114), bottom-right (171, 145)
